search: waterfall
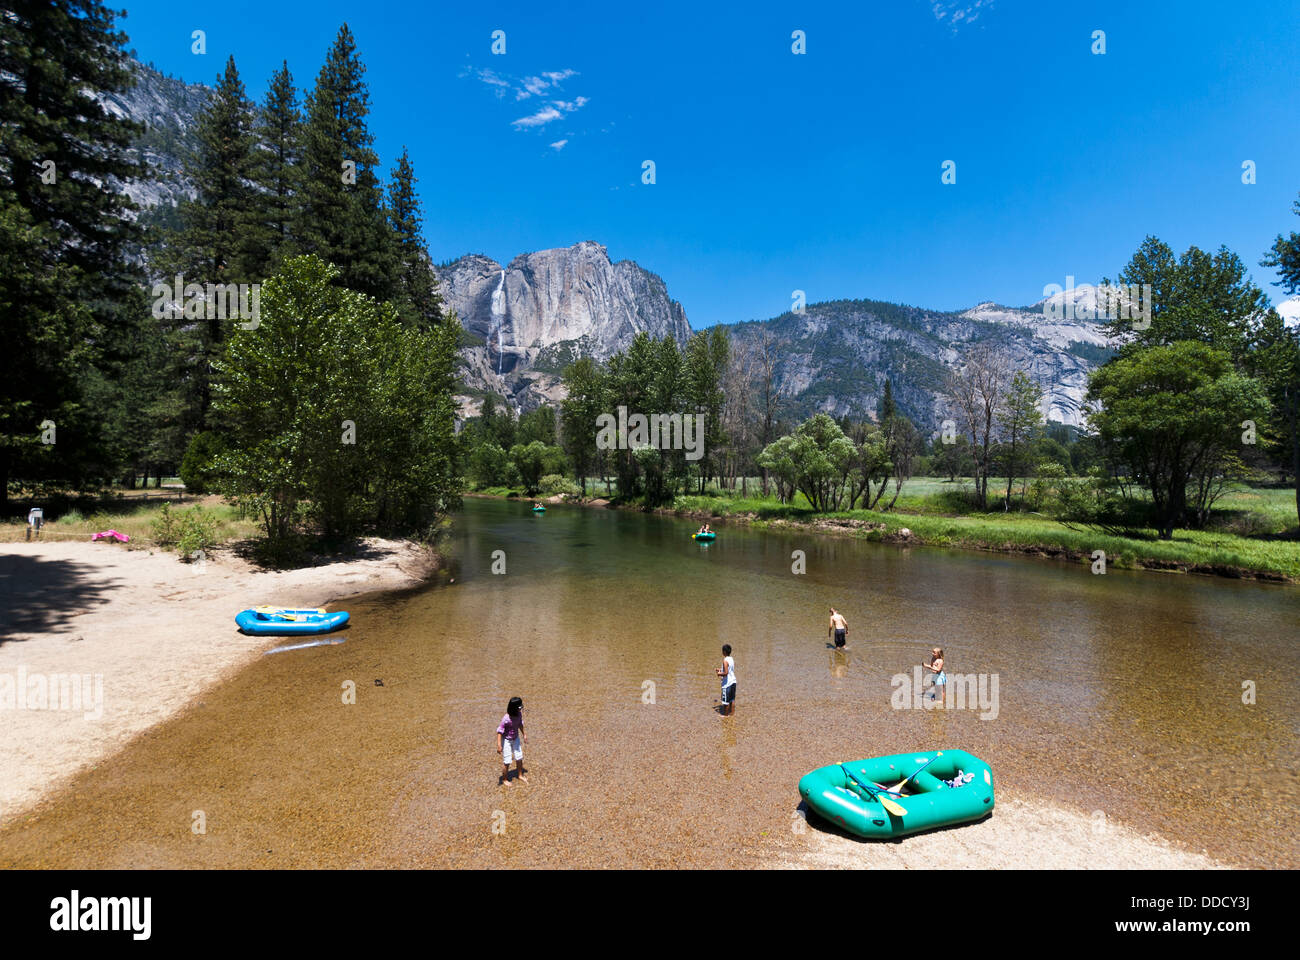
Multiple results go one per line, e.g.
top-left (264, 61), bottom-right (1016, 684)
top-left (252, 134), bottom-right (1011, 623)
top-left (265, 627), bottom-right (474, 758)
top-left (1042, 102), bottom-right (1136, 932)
top-left (489, 269), bottom-right (506, 376)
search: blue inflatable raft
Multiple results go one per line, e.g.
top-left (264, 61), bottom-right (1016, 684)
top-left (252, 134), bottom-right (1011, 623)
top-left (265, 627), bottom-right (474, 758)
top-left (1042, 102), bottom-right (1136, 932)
top-left (235, 607), bottom-right (350, 636)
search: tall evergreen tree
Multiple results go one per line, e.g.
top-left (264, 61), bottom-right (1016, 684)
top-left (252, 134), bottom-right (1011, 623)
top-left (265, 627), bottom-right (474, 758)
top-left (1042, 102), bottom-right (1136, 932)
top-left (184, 56), bottom-right (261, 283)
top-left (158, 55), bottom-right (262, 436)
top-left (881, 379), bottom-right (896, 422)
top-left (386, 146), bottom-right (444, 328)
top-left (0, 0), bottom-right (145, 501)
top-left (251, 60), bottom-right (302, 272)
top-left (298, 24), bottom-right (395, 299)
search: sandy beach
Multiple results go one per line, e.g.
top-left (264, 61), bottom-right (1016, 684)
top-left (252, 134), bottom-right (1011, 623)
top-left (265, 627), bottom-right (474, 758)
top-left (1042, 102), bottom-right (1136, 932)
top-left (0, 538), bottom-right (430, 823)
top-left (778, 796), bottom-right (1226, 869)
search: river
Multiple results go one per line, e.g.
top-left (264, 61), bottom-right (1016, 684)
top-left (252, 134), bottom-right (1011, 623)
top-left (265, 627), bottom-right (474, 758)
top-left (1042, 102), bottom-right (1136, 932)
top-left (2, 497), bottom-right (1296, 868)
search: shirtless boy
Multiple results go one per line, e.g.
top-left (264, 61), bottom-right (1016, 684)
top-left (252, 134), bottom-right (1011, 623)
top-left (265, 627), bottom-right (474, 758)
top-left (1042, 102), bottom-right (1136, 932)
top-left (828, 608), bottom-right (848, 648)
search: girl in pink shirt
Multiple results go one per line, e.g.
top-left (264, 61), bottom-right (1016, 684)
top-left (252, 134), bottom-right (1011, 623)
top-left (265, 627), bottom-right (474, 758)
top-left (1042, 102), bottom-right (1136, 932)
top-left (496, 696), bottom-right (527, 786)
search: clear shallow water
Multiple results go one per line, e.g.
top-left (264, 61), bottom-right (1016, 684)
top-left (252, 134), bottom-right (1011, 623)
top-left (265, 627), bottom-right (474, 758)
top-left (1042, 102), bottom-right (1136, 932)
top-left (2, 497), bottom-right (1296, 868)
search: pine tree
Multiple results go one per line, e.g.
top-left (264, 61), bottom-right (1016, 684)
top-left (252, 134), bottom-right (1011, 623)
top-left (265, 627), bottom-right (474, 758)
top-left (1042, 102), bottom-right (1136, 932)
top-left (0, 0), bottom-right (145, 502)
top-left (160, 55), bottom-right (262, 435)
top-left (298, 24), bottom-right (396, 300)
top-left (386, 146), bottom-right (444, 328)
top-left (186, 56), bottom-right (261, 282)
top-left (251, 61), bottom-right (301, 272)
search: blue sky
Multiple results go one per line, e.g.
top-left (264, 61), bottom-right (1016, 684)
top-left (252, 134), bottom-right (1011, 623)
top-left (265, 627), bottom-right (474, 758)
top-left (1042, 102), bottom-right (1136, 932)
top-left (119, 0), bottom-right (1300, 327)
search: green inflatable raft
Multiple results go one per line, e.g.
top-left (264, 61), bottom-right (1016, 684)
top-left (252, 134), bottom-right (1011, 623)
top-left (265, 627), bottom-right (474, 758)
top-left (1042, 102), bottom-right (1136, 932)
top-left (798, 749), bottom-right (994, 839)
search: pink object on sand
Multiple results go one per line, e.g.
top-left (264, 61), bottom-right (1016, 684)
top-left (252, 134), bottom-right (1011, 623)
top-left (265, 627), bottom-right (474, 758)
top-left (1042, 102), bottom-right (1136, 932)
top-left (91, 530), bottom-right (131, 543)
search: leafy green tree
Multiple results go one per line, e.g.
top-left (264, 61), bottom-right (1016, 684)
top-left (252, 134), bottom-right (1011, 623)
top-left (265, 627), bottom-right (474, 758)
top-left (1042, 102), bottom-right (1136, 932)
top-left (1104, 236), bottom-right (1270, 364)
top-left (1260, 194), bottom-right (1300, 525)
top-left (684, 328), bottom-right (729, 491)
top-left (1261, 193), bottom-right (1300, 291)
top-left (560, 356), bottom-right (607, 494)
top-left (998, 370), bottom-right (1044, 508)
top-left (470, 442), bottom-right (511, 488)
top-left (757, 413), bottom-right (857, 511)
top-left (853, 426), bottom-right (893, 509)
top-left (517, 405), bottom-right (558, 446)
top-left (212, 255), bottom-right (460, 543)
top-left (930, 432), bottom-right (974, 481)
top-left (510, 441), bottom-right (564, 495)
top-left (1085, 341), bottom-right (1269, 539)
top-left (881, 416), bottom-right (919, 510)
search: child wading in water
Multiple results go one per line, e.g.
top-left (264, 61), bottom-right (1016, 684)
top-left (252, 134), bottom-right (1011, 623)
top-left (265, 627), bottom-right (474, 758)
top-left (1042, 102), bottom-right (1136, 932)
top-left (715, 644), bottom-right (737, 716)
top-left (925, 647), bottom-right (946, 702)
top-left (496, 696), bottom-right (527, 785)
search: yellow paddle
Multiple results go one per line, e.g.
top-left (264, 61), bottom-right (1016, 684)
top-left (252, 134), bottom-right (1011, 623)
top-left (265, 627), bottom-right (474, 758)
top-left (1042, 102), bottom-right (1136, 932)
top-left (255, 605), bottom-right (324, 621)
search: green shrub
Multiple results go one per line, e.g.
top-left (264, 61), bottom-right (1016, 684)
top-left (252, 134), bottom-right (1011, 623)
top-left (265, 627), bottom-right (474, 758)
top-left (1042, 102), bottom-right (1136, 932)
top-left (150, 503), bottom-right (180, 546)
top-left (177, 507), bottom-right (219, 560)
top-left (179, 431), bottom-right (228, 495)
top-left (539, 474), bottom-right (580, 497)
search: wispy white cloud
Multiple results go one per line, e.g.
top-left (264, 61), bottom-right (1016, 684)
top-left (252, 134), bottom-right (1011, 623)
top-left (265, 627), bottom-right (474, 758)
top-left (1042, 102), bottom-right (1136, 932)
top-left (464, 65), bottom-right (580, 102)
top-left (514, 106), bottom-right (562, 128)
top-left (517, 69), bottom-right (576, 100)
top-left (463, 64), bottom-right (591, 136)
top-left (549, 139), bottom-right (569, 151)
top-left (512, 96), bottom-right (588, 129)
top-left (464, 66), bottom-right (512, 96)
top-left (930, 0), bottom-right (994, 31)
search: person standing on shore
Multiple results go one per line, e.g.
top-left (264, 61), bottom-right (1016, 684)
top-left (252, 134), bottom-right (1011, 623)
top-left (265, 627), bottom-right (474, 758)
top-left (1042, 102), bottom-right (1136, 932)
top-left (828, 608), bottom-right (848, 649)
top-left (496, 696), bottom-right (527, 785)
top-left (715, 644), bottom-right (736, 716)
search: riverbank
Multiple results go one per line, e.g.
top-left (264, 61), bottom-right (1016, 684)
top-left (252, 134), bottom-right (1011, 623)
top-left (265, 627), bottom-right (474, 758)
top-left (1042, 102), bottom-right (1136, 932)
top-left (777, 795), bottom-right (1227, 869)
top-left (468, 491), bottom-right (1300, 583)
top-left (0, 537), bottom-right (434, 821)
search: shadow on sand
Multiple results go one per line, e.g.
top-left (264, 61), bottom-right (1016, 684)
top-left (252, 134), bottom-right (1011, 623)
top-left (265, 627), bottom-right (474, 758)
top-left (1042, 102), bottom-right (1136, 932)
top-left (0, 551), bottom-right (121, 643)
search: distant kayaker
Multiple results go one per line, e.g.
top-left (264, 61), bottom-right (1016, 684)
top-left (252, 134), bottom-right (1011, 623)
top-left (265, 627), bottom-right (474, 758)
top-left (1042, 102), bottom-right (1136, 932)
top-left (925, 648), bottom-right (946, 702)
top-left (828, 608), bottom-right (848, 649)
top-left (496, 696), bottom-right (527, 786)
top-left (715, 644), bottom-right (736, 716)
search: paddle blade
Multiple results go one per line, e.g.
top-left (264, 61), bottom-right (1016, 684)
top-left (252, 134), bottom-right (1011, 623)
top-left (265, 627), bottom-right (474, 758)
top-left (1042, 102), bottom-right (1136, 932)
top-left (879, 795), bottom-right (908, 817)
